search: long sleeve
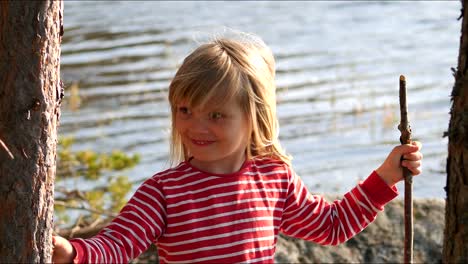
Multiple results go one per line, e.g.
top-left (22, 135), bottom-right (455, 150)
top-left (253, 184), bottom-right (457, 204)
top-left (280, 168), bottom-right (398, 246)
top-left (70, 176), bottom-right (166, 263)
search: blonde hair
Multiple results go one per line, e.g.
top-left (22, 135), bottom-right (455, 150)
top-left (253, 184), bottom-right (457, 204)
top-left (168, 33), bottom-right (291, 166)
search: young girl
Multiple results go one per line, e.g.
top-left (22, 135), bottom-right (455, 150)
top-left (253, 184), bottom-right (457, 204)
top-left (53, 33), bottom-right (423, 263)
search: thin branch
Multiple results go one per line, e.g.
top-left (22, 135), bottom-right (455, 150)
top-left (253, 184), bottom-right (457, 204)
top-left (57, 217), bottom-right (111, 239)
top-left (399, 75), bottom-right (413, 264)
top-left (54, 200), bottom-right (117, 218)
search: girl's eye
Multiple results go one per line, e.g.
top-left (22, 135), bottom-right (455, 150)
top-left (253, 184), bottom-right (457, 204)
top-left (179, 107), bottom-right (189, 114)
top-left (177, 107), bottom-right (191, 117)
top-left (208, 112), bottom-right (224, 120)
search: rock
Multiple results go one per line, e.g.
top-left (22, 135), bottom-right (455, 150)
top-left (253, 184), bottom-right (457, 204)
top-left (274, 198), bottom-right (445, 263)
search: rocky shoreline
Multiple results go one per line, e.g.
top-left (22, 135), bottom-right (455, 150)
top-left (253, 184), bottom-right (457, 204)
top-left (274, 197), bottom-right (445, 263)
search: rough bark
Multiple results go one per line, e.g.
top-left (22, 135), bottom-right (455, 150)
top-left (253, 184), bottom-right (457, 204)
top-left (0, 1), bottom-right (63, 262)
top-left (444, 0), bottom-right (468, 263)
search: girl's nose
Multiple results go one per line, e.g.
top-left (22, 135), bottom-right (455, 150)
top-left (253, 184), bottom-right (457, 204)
top-left (189, 116), bottom-right (210, 134)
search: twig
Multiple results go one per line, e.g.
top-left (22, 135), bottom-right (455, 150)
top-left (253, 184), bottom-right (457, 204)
top-left (69, 215), bottom-right (103, 239)
top-left (0, 137), bottom-right (14, 160)
top-left (398, 75), bottom-right (413, 264)
top-left (57, 217), bottom-right (111, 239)
top-left (69, 214), bottom-right (85, 238)
top-left (54, 200), bottom-right (117, 218)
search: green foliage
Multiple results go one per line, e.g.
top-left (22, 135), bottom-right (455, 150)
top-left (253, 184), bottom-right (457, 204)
top-left (58, 137), bottom-right (140, 180)
top-left (84, 189), bottom-right (105, 219)
top-left (108, 175), bottom-right (133, 211)
top-left (55, 136), bottom-right (140, 226)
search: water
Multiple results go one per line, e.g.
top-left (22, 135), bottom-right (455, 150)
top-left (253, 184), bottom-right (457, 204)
top-left (59, 1), bottom-right (460, 199)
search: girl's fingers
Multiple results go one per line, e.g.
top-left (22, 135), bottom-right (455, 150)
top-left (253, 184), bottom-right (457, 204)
top-left (402, 160), bottom-right (421, 168)
top-left (408, 167), bottom-right (422, 175)
top-left (403, 152), bottom-right (423, 161)
top-left (412, 140), bottom-right (422, 149)
top-left (402, 160), bottom-right (422, 175)
top-left (397, 142), bottom-right (421, 159)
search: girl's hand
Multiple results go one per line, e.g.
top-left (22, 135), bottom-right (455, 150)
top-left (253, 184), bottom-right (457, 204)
top-left (376, 141), bottom-right (423, 187)
top-left (52, 235), bottom-right (76, 264)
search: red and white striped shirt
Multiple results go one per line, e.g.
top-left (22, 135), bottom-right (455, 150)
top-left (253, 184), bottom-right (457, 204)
top-left (70, 157), bottom-right (398, 263)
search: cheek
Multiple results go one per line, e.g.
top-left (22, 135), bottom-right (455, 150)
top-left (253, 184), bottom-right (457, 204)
top-left (238, 118), bottom-right (251, 137)
top-left (174, 117), bottom-right (187, 130)
top-left (228, 121), bottom-right (250, 143)
top-left (174, 120), bottom-right (188, 140)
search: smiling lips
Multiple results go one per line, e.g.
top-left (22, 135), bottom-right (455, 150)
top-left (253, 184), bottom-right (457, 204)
top-left (191, 139), bottom-right (215, 146)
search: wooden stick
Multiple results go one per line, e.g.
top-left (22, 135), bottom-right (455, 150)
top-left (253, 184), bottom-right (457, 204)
top-left (398, 75), bottom-right (413, 263)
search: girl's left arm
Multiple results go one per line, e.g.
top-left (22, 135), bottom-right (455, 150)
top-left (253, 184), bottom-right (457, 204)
top-left (280, 141), bottom-right (422, 245)
top-left (279, 167), bottom-right (398, 245)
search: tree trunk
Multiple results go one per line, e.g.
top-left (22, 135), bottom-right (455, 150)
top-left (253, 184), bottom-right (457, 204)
top-left (0, 1), bottom-right (63, 262)
top-left (444, 0), bottom-right (468, 263)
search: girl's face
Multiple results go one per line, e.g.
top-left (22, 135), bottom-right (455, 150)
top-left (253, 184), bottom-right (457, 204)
top-left (175, 98), bottom-right (250, 174)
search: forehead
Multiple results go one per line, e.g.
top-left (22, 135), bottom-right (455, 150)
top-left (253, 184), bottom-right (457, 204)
top-left (179, 97), bottom-right (243, 112)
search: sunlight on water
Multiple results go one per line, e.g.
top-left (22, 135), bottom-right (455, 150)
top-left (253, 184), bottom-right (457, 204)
top-left (59, 1), bottom-right (460, 199)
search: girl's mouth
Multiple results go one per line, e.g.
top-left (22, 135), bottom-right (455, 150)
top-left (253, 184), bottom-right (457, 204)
top-left (191, 139), bottom-right (215, 146)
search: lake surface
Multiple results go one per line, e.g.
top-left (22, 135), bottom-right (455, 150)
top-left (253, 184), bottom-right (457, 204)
top-left (59, 1), bottom-right (461, 198)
